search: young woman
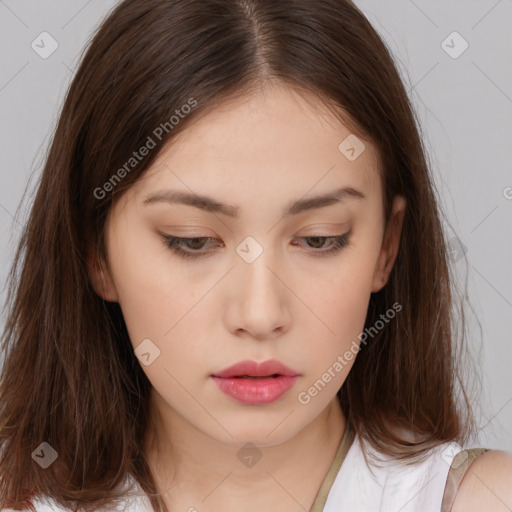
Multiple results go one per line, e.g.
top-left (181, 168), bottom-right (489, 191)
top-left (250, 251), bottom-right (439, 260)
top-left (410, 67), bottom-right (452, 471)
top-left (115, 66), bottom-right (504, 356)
top-left (1, 1), bottom-right (511, 511)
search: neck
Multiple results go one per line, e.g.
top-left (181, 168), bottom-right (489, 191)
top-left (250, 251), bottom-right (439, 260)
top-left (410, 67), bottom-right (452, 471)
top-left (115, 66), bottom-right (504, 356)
top-left (143, 390), bottom-right (346, 512)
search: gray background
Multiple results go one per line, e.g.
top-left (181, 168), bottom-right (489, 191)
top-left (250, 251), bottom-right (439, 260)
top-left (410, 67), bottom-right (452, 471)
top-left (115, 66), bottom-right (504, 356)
top-left (1, 1), bottom-right (511, 452)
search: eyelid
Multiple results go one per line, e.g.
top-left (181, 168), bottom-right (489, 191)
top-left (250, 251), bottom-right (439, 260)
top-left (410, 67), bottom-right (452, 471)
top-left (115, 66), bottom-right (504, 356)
top-left (160, 229), bottom-right (353, 260)
top-left (158, 225), bottom-right (215, 236)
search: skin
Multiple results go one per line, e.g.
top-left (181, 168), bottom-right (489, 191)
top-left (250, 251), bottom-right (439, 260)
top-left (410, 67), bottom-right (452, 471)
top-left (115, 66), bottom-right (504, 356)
top-left (452, 450), bottom-right (512, 511)
top-left (88, 80), bottom-right (409, 511)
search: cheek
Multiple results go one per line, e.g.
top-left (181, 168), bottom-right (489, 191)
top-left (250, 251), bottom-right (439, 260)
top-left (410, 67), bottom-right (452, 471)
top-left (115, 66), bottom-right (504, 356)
top-left (105, 222), bottom-right (182, 347)
top-left (106, 223), bottom-right (219, 382)
top-left (305, 273), bottom-right (371, 359)
top-left (311, 235), bottom-right (379, 316)
top-left (299, 238), bottom-right (381, 373)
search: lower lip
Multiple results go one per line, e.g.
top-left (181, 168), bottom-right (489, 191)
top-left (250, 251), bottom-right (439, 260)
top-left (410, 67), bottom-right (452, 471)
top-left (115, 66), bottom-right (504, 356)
top-left (211, 375), bottom-right (298, 405)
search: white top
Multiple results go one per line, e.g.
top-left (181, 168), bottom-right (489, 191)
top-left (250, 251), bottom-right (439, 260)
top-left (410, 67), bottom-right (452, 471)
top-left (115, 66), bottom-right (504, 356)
top-left (5, 429), bottom-right (463, 512)
top-left (323, 431), bottom-right (461, 512)
top-left (2, 477), bottom-right (153, 512)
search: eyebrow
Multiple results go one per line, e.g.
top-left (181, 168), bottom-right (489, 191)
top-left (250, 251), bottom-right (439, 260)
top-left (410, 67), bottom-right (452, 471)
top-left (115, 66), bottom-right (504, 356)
top-left (143, 185), bottom-right (366, 218)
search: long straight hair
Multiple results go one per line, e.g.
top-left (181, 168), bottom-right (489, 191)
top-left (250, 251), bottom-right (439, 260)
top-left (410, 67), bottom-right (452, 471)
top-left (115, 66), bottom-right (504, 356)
top-left (0, 0), bottom-right (479, 510)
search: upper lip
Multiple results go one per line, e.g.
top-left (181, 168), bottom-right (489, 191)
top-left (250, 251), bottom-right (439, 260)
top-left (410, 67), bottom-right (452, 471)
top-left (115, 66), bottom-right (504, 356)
top-left (212, 359), bottom-right (299, 378)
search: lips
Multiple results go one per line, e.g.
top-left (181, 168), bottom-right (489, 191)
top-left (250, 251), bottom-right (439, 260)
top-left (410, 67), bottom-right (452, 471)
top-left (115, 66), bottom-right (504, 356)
top-left (212, 359), bottom-right (299, 379)
top-left (211, 359), bottom-right (300, 405)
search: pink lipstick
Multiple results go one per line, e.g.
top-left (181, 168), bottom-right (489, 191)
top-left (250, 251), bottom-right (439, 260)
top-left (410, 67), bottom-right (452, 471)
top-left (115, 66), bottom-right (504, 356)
top-left (211, 359), bottom-right (299, 405)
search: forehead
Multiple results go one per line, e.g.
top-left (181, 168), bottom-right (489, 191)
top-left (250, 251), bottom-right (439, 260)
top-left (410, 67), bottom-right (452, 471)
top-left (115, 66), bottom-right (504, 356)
top-left (123, 82), bottom-right (381, 210)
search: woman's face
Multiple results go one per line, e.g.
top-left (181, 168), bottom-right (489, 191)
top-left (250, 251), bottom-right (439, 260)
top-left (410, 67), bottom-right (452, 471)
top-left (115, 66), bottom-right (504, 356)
top-left (90, 82), bottom-right (406, 447)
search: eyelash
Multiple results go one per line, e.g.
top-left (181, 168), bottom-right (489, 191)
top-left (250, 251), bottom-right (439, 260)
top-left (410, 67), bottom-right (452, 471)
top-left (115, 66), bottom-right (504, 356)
top-left (161, 231), bottom-right (352, 260)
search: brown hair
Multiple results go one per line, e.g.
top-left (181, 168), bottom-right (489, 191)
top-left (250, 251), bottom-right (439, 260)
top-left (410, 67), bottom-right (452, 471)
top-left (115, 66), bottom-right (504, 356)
top-left (0, 0), bottom-right (480, 510)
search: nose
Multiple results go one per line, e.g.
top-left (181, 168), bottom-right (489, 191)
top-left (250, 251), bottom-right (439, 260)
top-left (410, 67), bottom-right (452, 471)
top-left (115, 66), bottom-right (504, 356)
top-left (225, 247), bottom-right (291, 340)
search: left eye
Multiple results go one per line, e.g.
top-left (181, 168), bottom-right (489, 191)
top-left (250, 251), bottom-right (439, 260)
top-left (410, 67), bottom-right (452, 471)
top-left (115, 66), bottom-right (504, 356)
top-left (162, 232), bottom-right (352, 260)
top-left (292, 233), bottom-right (352, 256)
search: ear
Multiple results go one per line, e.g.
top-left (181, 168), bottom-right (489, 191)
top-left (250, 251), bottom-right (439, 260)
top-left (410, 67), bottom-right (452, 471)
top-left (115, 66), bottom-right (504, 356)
top-left (371, 195), bottom-right (407, 293)
top-left (86, 246), bottom-right (119, 303)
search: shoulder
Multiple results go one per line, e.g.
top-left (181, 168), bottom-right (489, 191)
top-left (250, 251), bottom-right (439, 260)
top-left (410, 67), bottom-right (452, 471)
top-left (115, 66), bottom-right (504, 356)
top-left (452, 449), bottom-right (512, 511)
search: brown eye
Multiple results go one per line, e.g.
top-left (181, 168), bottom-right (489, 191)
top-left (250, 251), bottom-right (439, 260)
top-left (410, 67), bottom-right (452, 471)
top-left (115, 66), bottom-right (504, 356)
top-left (162, 236), bottom-right (220, 259)
top-left (181, 238), bottom-right (209, 250)
top-left (162, 230), bottom-right (352, 260)
top-left (304, 236), bottom-right (330, 249)
top-left (292, 233), bottom-right (351, 256)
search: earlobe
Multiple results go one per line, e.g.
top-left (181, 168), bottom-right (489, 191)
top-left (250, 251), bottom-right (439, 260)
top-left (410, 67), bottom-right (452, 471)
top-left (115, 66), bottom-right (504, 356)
top-left (371, 195), bottom-right (407, 293)
top-left (86, 251), bottom-right (119, 303)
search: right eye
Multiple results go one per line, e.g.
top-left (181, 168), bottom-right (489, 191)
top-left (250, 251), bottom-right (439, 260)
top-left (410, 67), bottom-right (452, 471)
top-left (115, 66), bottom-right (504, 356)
top-left (161, 236), bottom-right (221, 259)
